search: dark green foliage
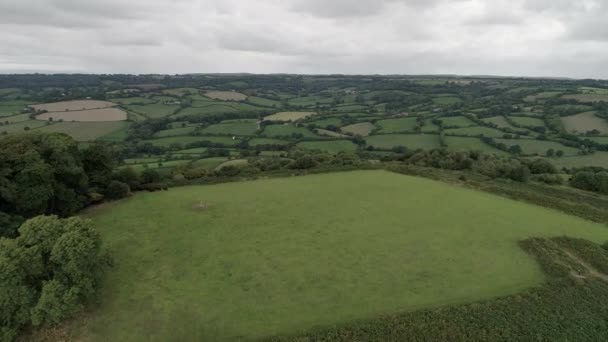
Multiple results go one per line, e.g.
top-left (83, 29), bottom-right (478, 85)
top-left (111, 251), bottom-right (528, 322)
top-left (113, 167), bottom-right (141, 190)
top-left (141, 168), bottom-right (162, 184)
top-left (570, 171), bottom-right (608, 194)
top-left (81, 143), bottom-right (116, 189)
top-left (530, 173), bottom-right (564, 185)
top-left (104, 181), bottom-right (130, 200)
top-left (528, 158), bottom-right (557, 174)
top-left (266, 237), bottom-right (608, 342)
top-left (0, 216), bottom-right (110, 340)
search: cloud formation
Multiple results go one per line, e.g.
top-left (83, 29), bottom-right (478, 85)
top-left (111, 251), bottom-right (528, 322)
top-left (1, 0), bottom-right (607, 78)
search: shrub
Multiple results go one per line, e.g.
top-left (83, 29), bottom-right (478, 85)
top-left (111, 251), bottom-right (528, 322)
top-left (104, 181), bottom-right (130, 200)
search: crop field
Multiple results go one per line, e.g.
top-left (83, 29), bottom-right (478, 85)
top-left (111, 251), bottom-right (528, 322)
top-left (263, 124), bottom-right (319, 138)
top-left (35, 121), bottom-right (130, 141)
top-left (444, 136), bottom-right (507, 155)
top-left (296, 140), bottom-right (358, 153)
top-left (444, 126), bottom-right (506, 138)
top-left (204, 91), bottom-right (248, 101)
top-left (421, 119), bottom-right (440, 133)
top-left (201, 122), bottom-right (258, 136)
top-left (365, 134), bottom-right (440, 150)
top-left (495, 139), bottom-right (580, 156)
top-left (562, 112), bottom-right (608, 134)
top-left (30, 100), bottom-right (115, 112)
top-left (264, 111), bottom-right (315, 122)
top-left (70, 171), bottom-right (608, 341)
top-left (509, 116), bottom-right (545, 127)
top-left (341, 122), bottom-right (376, 136)
top-left (377, 117), bottom-right (419, 133)
top-left (36, 107), bottom-right (127, 122)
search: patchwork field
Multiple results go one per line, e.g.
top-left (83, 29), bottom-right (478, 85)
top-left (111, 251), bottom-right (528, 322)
top-left (444, 136), bottom-right (507, 155)
top-left (30, 100), bottom-right (115, 112)
top-left (296, 140), bottom-right (358, 153)
top-left (264, 112), bottom-right (315, 122)
top-left (509, 116), bottom-right (545, 128)
top-left (204, 91), bottom-right (248, 101)
top-left (35, 121), bottom-right (130, 141)
top-left (73, 171), bottom-right (608, 341)
top-left (263, 124), bottom-right (319, 138)
top-left (36, 107), bottom-right (127, 122)
top-left (495, 139), bottom-right (580, 156)
top-left (377, 117), bottom-right (419, 133)
top-left (201, 122), bottom-right (258, 136)
top-left (562, 94), bottom-right (608, 103)
top-left (444, 126), bottom-right (506, 138)
top-left (562, 112), bottom-right (608, 134)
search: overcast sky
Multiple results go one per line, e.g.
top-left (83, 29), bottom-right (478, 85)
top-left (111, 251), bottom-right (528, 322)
top-left (1, 0), bottom-right (607, 78)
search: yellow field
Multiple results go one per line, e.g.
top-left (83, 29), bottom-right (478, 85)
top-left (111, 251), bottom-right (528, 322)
top-left (204, 91), bottom-right (247, 101)
top-left (264, 111), bottom-right (315, 122)
top-left (36, 108), bottom-right (127, 122)
top-left (30, 100), bottom-right (115, 112)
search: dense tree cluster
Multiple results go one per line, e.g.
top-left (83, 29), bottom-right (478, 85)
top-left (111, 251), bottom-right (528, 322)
top-left (0, 216), bottom-right (111, 341)
top-left (570, 169), bottom-right (608, 194)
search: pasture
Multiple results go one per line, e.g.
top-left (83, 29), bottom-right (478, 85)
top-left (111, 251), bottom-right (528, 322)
top-left (73, 171), bottom-right (608, 341)
top-left (248, 138), bottom-right (290, 146)
top-left (264, 112), bottom-right (315, 122)
top-left (482, 116), bottom-right (517, 129)
top-left (365, 134), bottom-right (440, 150)
top-left (36, 108), bottom-right (127, 122)
top-left (562, 94), bottom-right (608, 103)
top-left (377, 117), bottom-right (419, 133)
top-left (30, 100), bottom-right (115, 112)
top-left (204, 91), bottom-right (248, 101)
top-left (201, 122), bottom-right (259, 136)
top-left (296, 140), bottom-right (358, 153)
top-left (439, 116), bottom-right (475, 127)
top-left (35, 121), bottom-right (130, 141)
top-left (263, 124), bottom-right (319, 138)
top-left (495, 139), bottom-right (580, 156)
top-left (444, 126), bottom-right (506, 138)
top-left (561, 112), bottom-right (608, 134)
top-left (509, 116), bottom-right (545, 128)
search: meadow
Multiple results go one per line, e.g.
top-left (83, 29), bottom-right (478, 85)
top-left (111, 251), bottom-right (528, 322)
top-left (72, 171), bottom-right (608, 341)
top-left (35, 121), bottom-right (130, 141)
top-left (340, 122), bottom-right (375, 136)
top-left (561, 111), bottom-right (608, 134)
top-left (296, 140), bottom-right (358, 153)
top-left (264, 112), bottom-right (315, 122)
top-left (365, 134), bottom-right (440, 150)
top-left (36, 107), bottom-right (127, 122)
top-left (495, 138), bottom-right (580, 156)
top-left (30, 100), bottom-right (115, 112)
top-left (205, 91), bottom-right (248, 101)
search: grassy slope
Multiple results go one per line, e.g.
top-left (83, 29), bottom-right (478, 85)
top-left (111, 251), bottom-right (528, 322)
top-left (76, 171), bottom-right (608, 341)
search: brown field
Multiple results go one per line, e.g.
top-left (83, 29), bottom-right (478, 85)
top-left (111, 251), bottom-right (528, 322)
top-left (561, 112), bottom-right (608, 134)
top-left (36, 108), bottom-right (127, 122)
top-left (341, 122), bottom-right (376, 136)
top-left (205, 91), bottom-right (248, 101)
top-left (264, 111), bottom-right (315, 122)
top-left (30, 100), bottom-right (115, 112)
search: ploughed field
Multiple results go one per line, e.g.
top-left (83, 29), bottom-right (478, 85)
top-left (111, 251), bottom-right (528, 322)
top-left (78, 171), bottom-right (608, 341)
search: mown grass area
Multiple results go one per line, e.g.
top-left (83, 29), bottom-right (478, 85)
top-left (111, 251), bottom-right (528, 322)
top-left (71, 171), bottom-right (608, 341)
top-left (365, 134), bottom-right (440, 150)
top-left (263, 124), bottom-right (319, 138)
top-left (562, 112), bottom-right (608, 134)
top-left (296, 140), bottom-right (358, 153)
top-left (495, 138), bottom-right (580, 156)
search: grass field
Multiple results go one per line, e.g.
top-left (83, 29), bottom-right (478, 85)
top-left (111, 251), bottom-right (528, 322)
top-left (126, 104), bottom-right (179, 118)
top-left (439, 116), bottom-right (475, 127)
top-left (152, 126), bottom-right (197, 138)
top-left (30, 100), bottom-right (114, 112)
top-left (377, 117), bottom-right (418, 133)
top-left (35, 121), bottom-right (130, 141)
top-left (308, 117), bottom-right (342, 128)
top-left (482, 116), bottom-right (517, 129)
top-left (562, 112), bottom-right (608, 134)
top-left (444, 126), bottom-right (506, 138)
top-left (314, 129), bottom-right (348, 138)
top-left (550, 152), bottom-right (608, 169)
top-left (145, 136), bottom-right (239, 147)
top-left (509, 116), bottom-right (545, 128)
top-left (248, 138), bottom-right (290, 146)
top-left (201, 122), bottom-right (258, 136)
top-left (263, 124), bottom-right (319, 138)
top-left (432, 96), bottom-right (462, 105)
top-left (36, 108), bottom-right (127, 122)
top-left (204, 91), bottom-right (248, 101)
top-left (562, 94), bottom-right (608, 103)
top-left (444, 136), bottom-right (507, 155)
top-left (296, 140), bottom-right (358, 153)
top-left (73, 171), bottom-right (608, 341)
top-left (341, 122), bottom-right (376, 136)
top-left (365, 134), bottom-right (440, 150)
top-left (495, 139), bottom-right (580, 156)
top-left (264, 112), bottom-right (315, 122)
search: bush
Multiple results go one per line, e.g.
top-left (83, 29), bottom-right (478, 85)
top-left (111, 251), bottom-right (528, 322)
top-left (141, 168), bottom-right (162, 184)
top-left (104, 181), bottom-right (130, 200)
top-left (570, 171), bottom-right (608, 194)
top-left (531, 174), bottom-right (564, 185)
top-left (529, 159), bottom-right (557, 174)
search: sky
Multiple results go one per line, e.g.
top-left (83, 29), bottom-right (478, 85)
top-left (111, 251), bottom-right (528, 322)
top-left (1, 0), bottom-right (607, 78)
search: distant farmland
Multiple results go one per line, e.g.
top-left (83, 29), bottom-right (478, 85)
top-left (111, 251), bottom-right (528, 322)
top-left (36, 108), bottom-right (127, 122)
top-left (204, 91), bottom-right (248, 101)
top-left (264, 111), bottom-right (315, 122)
top-left (30, 100), bottom-right (115, 112)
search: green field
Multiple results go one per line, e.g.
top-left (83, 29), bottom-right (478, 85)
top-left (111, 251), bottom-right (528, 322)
top-left (439, 116), bottom-right (475, 127)
top-left (201, 122), bottom-right (258, 136)
top-left (562, 94), bottom-right (608, 103)
top-left (126, 103), bottom-right (179, 118)
top-left (145, 136), bottom-right (239, 147)
top-left (153, 126), bottom-right (197, 138)
top-left (73, 171), bottom-right (608, 341)
top-left (509, 116), bottom-right (545, 128)
top-left (550, 152), bottom-right (608, 169)
top-left (444, 136), bottom-right (507, 155)
top-left (495, 138), bottom-right (580, 156)
top-left (296, 140), bottom-right (358, 153)
top-left (482, 116), bottom-right (517, 129)
top-left (432, 96), bottom-right (462, 105)
top-left (35, 121), bottom-right (130, 141)
top-left (377, 117), bottom-right (419, 133)
top-left (562, 112), bottom-right (608, 134)
top-left (444, 126), bottom-right (506, 138)
top-left (263, 124), bottom-right (319, 138)
top-left (341, 122), bottom-right (376, 136)
top-left (365, 134), bottom-right (440, 150)
top-left (248, 138), bottom-right (290, 146)
top-left (308, 117), bottom-right (342, 128)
